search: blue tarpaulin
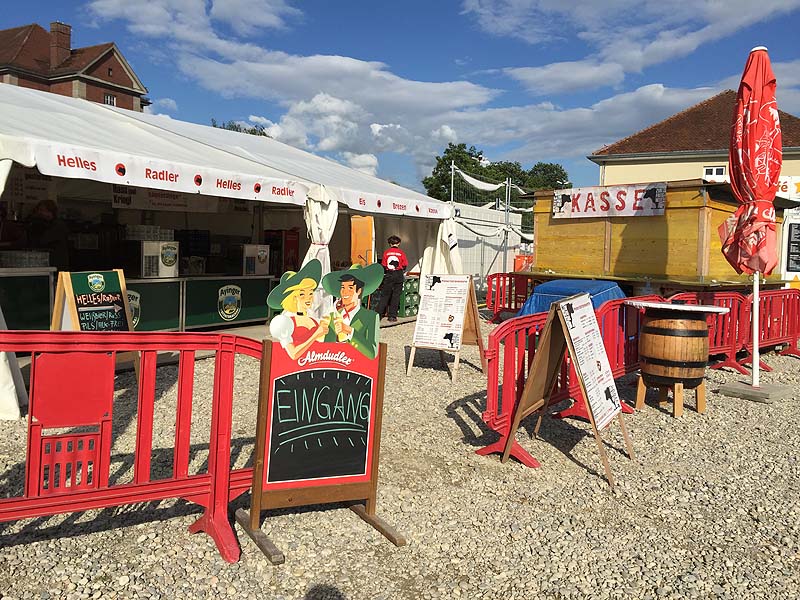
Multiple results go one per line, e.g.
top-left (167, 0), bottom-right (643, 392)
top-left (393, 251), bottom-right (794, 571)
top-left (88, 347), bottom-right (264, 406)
top-left (516, 279), bottom-right (626, 316)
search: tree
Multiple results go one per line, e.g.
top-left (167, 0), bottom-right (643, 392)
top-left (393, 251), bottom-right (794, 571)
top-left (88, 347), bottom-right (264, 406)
top-left (524, 162), bottom-right (569, 190)
top-left (211, 118), bottom-right (270, 137)
top-left (422, 143), bottom-right (485, 201)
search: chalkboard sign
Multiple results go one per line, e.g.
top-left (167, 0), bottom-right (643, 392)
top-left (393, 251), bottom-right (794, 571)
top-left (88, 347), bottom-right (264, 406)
top-left (51, 270), bottom-right (134, 333)
top-left (268, 368), bottom-right (372, 482)
top-left (238, 319), bottom-right (404, 564)
top-left (259, 341), bottom-right (380, 489)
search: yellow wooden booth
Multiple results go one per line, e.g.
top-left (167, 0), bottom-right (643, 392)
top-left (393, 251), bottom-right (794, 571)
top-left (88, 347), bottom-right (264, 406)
top-left (525, 180), bottom-right (790, 296)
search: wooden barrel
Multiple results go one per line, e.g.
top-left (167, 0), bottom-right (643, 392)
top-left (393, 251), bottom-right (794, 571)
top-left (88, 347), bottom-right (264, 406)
top-left (639, 308), bottom-right (708, 389)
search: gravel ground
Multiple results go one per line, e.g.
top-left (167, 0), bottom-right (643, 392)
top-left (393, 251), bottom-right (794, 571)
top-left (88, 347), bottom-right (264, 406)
top-left (1, 317), bottom-right (799, 600)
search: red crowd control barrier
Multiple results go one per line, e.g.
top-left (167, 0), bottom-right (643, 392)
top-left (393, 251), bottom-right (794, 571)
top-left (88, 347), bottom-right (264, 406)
top-left (739, 288), bottom-right (800, 370)
top-left (668, 291), bottom-right (749, 374)
top-left (485, 273), bottom-right (536, 322)
top-left (0, 331), bottom-right (263, 564)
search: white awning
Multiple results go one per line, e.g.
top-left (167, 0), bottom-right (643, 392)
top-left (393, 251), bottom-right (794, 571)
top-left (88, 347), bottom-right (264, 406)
top-left (0, 84), bottom-right (311, 206)
top-left (110, 106), bottom-right (452, 220)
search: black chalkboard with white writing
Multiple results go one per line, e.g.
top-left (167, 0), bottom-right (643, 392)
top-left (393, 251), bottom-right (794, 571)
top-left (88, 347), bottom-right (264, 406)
top-left (52, 270), bottom-right (133, 333)
top-left (267, 368), bottom-right (373, 483)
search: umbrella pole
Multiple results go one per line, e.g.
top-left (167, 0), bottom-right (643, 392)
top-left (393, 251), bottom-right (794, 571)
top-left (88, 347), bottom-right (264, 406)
top-left (752, 272), bottom-right (760, 388)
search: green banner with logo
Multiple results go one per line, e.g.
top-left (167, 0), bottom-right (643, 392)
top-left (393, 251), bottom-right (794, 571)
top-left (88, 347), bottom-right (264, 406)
top-left (184, 277), bottom-right (270, 328)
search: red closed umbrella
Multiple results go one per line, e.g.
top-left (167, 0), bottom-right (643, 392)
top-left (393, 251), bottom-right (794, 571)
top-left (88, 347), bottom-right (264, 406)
top-left (718, 46), bottom-right (782, 387)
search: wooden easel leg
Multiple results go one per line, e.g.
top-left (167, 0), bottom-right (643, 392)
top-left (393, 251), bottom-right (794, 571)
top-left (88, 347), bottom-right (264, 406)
top-left (673, 382), bottom-right (684, 418)
top-left (591, 427), bottom-right (615, 488)
top-left (696, 380), bottom-right (706, 414)
top-left (234, 508), bottom-right (285, 565)
top-left (635, 375), bottom-right (647, 410)
top-left (349, 504), bottom-right (407, 547)
top-left (617, 414), bottom-right (636, 461)
top-left (406, 347), bottom-right (416, 376)
top-left (452, 351), bottom-right (460, 382)
top-left (477, 437), bottom-right (541, 468)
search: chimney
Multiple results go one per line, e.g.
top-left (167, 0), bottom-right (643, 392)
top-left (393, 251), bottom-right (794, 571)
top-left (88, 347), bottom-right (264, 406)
top-left (49, 22), bottom-right (72, 68)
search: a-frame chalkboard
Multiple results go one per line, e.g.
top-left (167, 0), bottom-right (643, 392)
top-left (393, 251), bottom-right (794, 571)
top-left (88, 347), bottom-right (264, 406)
top-left (51, 270), bottom-right (134, 333)
top-left (236, 340), bottom-right (405, 564)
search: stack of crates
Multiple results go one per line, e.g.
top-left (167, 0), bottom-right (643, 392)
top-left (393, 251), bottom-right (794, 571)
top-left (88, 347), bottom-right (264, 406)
top-left (398, 277), bottom-right (420, 317)
top-left (365, 276), bottom-right (420, 317)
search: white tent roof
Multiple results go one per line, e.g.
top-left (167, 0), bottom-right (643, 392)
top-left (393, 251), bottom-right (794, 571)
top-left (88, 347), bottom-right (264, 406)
top-left (0, 84), bottom-right (451, 220)
top-left (110, 106), bottom-right (451, 220)
top-left (0, 84), bottom-right (310, 206)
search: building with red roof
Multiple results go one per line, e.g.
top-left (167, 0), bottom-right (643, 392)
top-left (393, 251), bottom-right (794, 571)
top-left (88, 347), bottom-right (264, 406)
top-left (0, 22), bottom-right (148, 111)
top-left (588, 90), bottom-right (800, 187)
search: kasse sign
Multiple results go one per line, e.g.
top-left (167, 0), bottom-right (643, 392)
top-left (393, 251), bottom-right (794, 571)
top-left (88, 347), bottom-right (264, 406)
top-left (553, 183), bottom-right (667, 219)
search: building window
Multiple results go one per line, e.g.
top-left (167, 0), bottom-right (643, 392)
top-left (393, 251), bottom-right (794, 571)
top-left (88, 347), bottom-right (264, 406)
top-left (108, 67), bottom-right (113, 77)
top-left (703, 165), bottom-right (726, 181)
top-left (104, 94), bottom-right (116, 106)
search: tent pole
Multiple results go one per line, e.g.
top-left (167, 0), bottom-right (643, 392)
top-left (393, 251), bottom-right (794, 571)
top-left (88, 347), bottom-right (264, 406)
top-left (450, 161), bottom-right (455, 205)
top-left (503, 178), bottom-right (510, 273)
top-left (752, 272), bottom-right (760, 388)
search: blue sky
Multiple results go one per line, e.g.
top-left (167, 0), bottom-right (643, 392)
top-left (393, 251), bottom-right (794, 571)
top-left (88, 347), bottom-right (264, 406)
top-left (4, 1), bottom-right (800, 192)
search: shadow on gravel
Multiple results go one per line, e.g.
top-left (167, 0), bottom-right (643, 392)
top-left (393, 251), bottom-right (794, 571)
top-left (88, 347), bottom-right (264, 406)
top-left (0, 498), bottom-right (203, 548)
top-left (306, 584), bottom-right (347, 599)
top-left (446, 390), bottom-right (608, 476)
top-left (0, 436), bottom-right (255, 538)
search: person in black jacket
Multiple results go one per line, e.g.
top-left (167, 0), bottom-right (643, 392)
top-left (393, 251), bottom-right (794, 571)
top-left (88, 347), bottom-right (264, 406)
top-left (376, 235), bottom-right (408, 321)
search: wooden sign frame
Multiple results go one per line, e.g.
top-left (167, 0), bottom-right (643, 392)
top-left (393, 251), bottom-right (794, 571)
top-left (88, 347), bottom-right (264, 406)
top-left (500, 294), bottom-right (635, 487)
top-left (236, 340), bottom-right (405, 564)
top-left (407, 277), bottom-right (486, 381)
top-left (51, 269), bottom-right (135, 333)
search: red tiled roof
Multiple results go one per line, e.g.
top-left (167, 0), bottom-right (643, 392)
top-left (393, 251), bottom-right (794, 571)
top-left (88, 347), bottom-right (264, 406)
top-left (0, 23), bottom-right (113, 76)
top-left (593, 90), bottom-right (800, 156)
top-left (50, 43), bottom-right (114, 76)
top-left (0, 24), bottom-right (50, 74)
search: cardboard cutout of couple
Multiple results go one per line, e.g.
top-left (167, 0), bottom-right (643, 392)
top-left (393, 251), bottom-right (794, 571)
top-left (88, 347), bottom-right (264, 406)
top-left (267, 259), bottom-right (384, 360)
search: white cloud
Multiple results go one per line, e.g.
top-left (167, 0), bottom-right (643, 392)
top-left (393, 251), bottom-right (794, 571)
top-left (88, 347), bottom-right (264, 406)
top-left (209, 0), bottom-right (301, 36)
top-left (88, 0), bottom-right (800, 189)
top-left (463, 0), bottom-right (800, 91)
top-left (154, 97), bottom-right (178, 111)
top-left (505, 60), bottom-right (626, 95)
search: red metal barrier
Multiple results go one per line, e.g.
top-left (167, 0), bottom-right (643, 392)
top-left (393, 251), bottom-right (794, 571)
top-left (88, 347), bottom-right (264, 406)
top-left (739, 288), bottom-right (800, 369)
top-left (668, 291), bottom-right (749, 374)
top-left (485, 273), bottom-right (536, 322)
top-left (0, 331), bottom-right (262, 564)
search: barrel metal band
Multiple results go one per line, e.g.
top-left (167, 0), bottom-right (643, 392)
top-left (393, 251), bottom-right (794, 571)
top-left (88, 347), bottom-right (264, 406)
top-left (641, 326), bottom-right (707, 338)
top-left (640, 355), bottom-right (707, 368)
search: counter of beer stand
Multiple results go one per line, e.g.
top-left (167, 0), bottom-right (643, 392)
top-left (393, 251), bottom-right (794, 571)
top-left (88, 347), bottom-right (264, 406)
top-left (126, 275), bottom-right (279, 331)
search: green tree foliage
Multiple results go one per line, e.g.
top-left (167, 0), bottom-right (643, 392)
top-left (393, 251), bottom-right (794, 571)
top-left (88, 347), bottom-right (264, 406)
top-left (525, 162), bottom-right (569, 190)
top-left (422, 144), bottom-right (569, 236)
top-left (210, 118), bottom-right (270, 137)
top-left (422, 143), bottom-right (485, 201)
top-left (422, 143), bottom-right (569, 200)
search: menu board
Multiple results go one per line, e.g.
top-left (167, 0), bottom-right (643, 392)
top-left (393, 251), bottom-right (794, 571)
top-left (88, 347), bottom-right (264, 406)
top-left (412, 275), bottom-right (471, 351)
top-left (52, 270), bottom-right (133, 333)
top-left (556, 294), bottom-right (621, 430)
top-left (787, 223), bottom-right (800, 273)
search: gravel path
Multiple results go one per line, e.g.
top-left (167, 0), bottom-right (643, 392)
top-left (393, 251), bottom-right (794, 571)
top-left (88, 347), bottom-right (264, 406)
top-left (1, 319), bottom-right (799, 600)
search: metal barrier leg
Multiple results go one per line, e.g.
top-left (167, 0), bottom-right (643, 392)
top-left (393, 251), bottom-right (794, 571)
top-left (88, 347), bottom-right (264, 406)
top-left (476, 437), bottom-right (540, 468)
top-left (189, 509), bottom-right (240, 563)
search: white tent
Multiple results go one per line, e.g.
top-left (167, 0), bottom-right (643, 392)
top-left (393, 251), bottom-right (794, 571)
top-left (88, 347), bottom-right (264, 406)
top-left (0, 85), bottom-right (461, 418)
top-left (0, 84), bottom-right (457, 273)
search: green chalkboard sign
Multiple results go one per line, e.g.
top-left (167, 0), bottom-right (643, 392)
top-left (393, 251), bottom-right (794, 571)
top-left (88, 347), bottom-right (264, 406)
top-left (52, 269), bottom-right (134, 333)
